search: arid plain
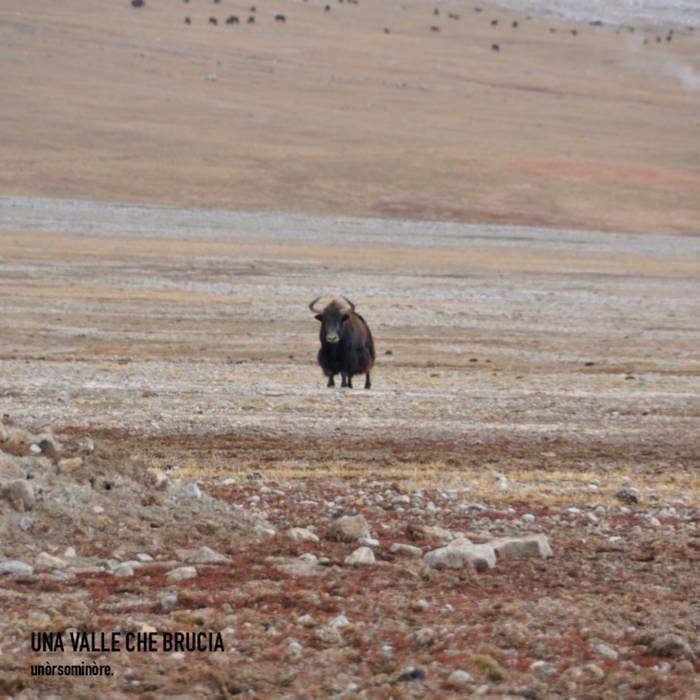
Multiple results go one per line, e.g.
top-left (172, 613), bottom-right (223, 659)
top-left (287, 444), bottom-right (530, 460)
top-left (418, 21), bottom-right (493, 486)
top-left (0, 0), bottom-right (699, 698)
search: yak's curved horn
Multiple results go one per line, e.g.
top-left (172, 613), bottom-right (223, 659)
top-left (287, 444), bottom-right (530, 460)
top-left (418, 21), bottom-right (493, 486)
top-left (309, 297), bottom-right (322, 313)
top-left (342, 296), bottom-right (356, 310)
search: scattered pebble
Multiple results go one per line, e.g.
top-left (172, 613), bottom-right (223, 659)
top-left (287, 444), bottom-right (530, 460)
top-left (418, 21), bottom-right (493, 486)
top-left (166, 566), bottom-right (198, 581)
top-left (345, 546), bottom-right (375, 566)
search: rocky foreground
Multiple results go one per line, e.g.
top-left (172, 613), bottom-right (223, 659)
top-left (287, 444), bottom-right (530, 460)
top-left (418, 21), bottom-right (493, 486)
top-left (0, 419), bottom-right (697, 699)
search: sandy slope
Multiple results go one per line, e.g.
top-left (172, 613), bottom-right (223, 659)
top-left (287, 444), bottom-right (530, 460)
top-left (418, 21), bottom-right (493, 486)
top-left (1, 0), bottom-right (699, 233)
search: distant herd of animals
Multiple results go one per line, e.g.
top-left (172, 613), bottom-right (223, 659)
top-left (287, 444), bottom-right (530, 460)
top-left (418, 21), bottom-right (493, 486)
top-left (129, 0), bottom-right (693, 51)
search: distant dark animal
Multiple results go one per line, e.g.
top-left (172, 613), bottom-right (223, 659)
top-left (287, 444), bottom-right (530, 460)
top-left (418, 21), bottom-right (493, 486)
top-left (226, 15), bottom-right (239, 24)
top-left (397, 668), bottom-right (427, 683)
top-left (512, 20), bottom-right (518, 28)
top-left (571, 29), bottom-right (578, 36)
top-left (384, 27), bottom-right (390, 34)
top-left (430, 25), bottom-right (439, 32)
top-left (185, 16), bottom-right (191, 23)
top-left (250, 5), bottom-right (256, 12)
top-left (324, 4), bottom-right (331, 11)
top-left (309, 297), bottom-right (375, 389)
top-left (275, 13), bottom-right (286, 22)
top-left (448, 13), bottom-right (460, 20)
top-left (131, 0), bottom-right (145, 7)
top-left (247, 15), bottom-right (255, 23)
top-left (209, 16), bottom-right (218, 25)
top-left (433, 8), bottom-right (439, 15)
top-left (491, 43), bottom-right (500, 51)
top-left (491, 19), bottom-right (498, 26)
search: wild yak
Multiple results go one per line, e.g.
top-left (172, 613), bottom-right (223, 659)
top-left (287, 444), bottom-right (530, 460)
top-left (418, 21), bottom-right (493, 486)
top-left (309, 297), bottom-right (375, 389)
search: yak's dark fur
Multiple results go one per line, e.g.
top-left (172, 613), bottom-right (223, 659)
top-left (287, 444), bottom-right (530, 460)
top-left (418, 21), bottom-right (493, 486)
top-left (311, 298), bottom-right (375, 389)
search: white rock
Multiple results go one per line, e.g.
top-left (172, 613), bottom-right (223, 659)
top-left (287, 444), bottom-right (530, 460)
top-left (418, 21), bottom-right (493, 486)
top-left (136, 553), bottom-right (154, 562)
top-left (424, 546), bottom-right (467, 570)
top-left (3, 479), bottom-right (35, 511)
top-left (166, 566), bottom-right (197, 581)
top-left (186, 546), bottom-right (229, 564)
top-left (419, 525), bottom-right (454, 540)
top-left (329, 614), bottom-right (350, 628)
top-left (18, 516), bottom-right (33, 530)
top-left (345, 546), bottom-right (375, 566)
top-left (593, 643), bottom-right (619, 660)
top-left (424, 540), bottom-right (496, 571)
top-left (63, 546), bottom-right (77, 559)
top-left (315, 625), bottom-right (343, 645)
top-left (521, 513), bottom-right (536, 523)
top-left (358, 537), bottom-right (379, 548)
top-left (530, 660), bottom-right (558, 677)
top-left (414, 628), bottom-right (435, 645)
top-left (57, 457), bottom-right (82, 474)
top-left (286, 527), bottom-right (320, 543)
top-left (161, 593), bottom-right (178, 610)
top-left (153, 472), bottom-right (170, 491)
top-left (0, 560), bottom-right (34, 576)
top-left (389, 543), bottom-right (422, 558)
top-left (448, 669), bottom-right (473, 686)
top-left (36, 552), bottom-right (68, 570)
top-left (297, 553), bottom-right (318, 563)
top-left (113, 563), bottom-right (135, 577)
top-left (182, 482), bottom-right (202, 499)
top-left (491, 534), bottom-right (553, 559)
top-left (93, 505), bottom-right (104, 515)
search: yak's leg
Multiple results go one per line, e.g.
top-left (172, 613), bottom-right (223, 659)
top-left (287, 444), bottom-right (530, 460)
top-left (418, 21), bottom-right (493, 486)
top-left (347, 375), bottom-right (353, 388)
top-left (341, 372), bottom-right (349, 388)
top-left (364, 372), bottom-right (371, 389)
top-left (327, 374), bottom-right (335, 388)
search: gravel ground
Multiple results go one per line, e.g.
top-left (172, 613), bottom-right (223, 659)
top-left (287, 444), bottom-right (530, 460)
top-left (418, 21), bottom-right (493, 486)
top-left (0, 196), bottom-right (698, 698)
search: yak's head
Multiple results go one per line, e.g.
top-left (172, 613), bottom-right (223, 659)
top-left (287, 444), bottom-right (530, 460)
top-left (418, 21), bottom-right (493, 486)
top-left (309, 297), bottom-right (356, 344)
